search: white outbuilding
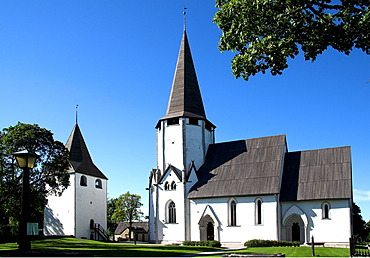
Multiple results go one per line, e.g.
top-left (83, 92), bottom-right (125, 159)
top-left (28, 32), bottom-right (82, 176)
top-left (148, 29), bottom-right (353, 248)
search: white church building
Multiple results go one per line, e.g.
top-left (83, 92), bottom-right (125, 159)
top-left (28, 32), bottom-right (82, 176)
top-left (44, 123), bottom-right (108, 240)
top-left (148, 29), bottom-right (353, 247)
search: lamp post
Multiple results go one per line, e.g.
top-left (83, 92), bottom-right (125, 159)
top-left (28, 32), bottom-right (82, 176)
top-left (13, 150), bottom-right (38, 252)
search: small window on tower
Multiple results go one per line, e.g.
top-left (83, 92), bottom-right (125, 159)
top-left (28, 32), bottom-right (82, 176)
top-left (188, 118), bottom-right (199, 125)
top-left (95, 179), bottom-right (102, 189)
top-left (80, 175), bottom-right (87, 187)
top-left (167, 118), bottom-right (179, 126)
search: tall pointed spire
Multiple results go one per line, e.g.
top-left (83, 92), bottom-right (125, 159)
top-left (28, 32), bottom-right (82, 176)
top-left (162, 30), bottom-right (206, 120)
top-left (65, 124), bottom-right (108, 179)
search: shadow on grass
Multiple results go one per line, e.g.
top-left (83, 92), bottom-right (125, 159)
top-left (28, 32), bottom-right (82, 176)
top-left (0, 238), bottom-right (222, 257)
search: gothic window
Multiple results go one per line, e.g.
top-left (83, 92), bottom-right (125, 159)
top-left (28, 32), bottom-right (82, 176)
top-left (229, 199), bottom-right (237, 226)
top-left (167, 201), bottom-right (176, 223)
top-left (164, 182), bottom-right (169, 191)
top-left (171, 181), bottom-right (176, 190)
top-left (80, 175), bottom-right (87, 186)
top-left (95, 179), bottom-right (102, 189)
top-left (322, 202), bottom-right (330, 219)
top-left (255, 198), bottom-right (263, 225)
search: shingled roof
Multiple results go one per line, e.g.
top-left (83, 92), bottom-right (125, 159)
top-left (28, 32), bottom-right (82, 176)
top-left (280, 146), bottom-right (352, 201)
top-left (65, 124), bottom-right (108, 180)
top-left (161, 30), bottom-right (206, 121)
top-left (188, 135), bottom-right (287, 199)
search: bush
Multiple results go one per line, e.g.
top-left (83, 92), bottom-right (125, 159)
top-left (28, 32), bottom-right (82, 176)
top-left (183, 240), bottom-right (221, 247)
top-left (244, 239), bottom-right (300, 248)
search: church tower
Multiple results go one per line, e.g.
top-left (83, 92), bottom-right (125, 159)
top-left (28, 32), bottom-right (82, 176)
top-left (44, 123), bottom-right (108, 240)
top-left (149, 29), bottom-right (215, 243)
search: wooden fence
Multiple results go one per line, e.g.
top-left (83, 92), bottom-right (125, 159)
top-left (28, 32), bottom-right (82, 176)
top-left (350, 237), bottom-right (370, 257)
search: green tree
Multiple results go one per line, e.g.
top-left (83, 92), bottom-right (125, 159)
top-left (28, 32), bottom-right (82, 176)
top-left (0, 122), bottom-right (70, 238)
top-left (214, 0), bottom-right (370, 81)
top-left (107, 197), bottom-right (118, 240)
top-left (353, 202), bottom-right (368, 242)
top-left (111, 192), bottom-right (143, 241)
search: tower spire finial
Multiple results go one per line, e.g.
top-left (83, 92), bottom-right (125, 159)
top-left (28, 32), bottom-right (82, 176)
top-left (183, 7), bottom-right (187, 31)
top-left (75, 104), bottom-right (79, 124)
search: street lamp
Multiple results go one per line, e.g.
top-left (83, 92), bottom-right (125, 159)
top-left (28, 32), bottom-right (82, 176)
top-left (13, 150), bottom-right (38, 252)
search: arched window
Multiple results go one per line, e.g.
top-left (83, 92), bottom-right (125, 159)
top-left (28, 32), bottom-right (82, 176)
top-left (255, 198), bottom-right (263, 225)
top-left (80, 175), bottom-right (87, 186)
top-left (164, 182), bottom-right (169, 191)
top-left (230, 200), bottom-right (237, 226)
top-left (95, 179), bottom-right (102, 189)
top-left (167, 201), bottom-right (176, 223)
top-left (171, 181), bottom-right (176, 190)
top-left (322, 202), bottom-right (330, 219)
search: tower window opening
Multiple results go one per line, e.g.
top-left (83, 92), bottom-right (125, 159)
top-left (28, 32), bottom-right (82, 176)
top-left (80, 175), bottom-right (87, 187)
top-left (164, 181), bottom-right (169, 191)
top-left (95, 179), bottom-right (102, 189)
top-left (171, 181), bottom-right (176, 190)
top-left (167, 118), bottom-right (179, 126)
top-left (188, 118), bottom-right (199, 125)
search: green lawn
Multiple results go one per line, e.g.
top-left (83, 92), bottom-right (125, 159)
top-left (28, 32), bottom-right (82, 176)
top-left (0, 238), bottom-right (221, 257)
top-left (222, 246), bottom-right (350, 257)
top-left (0, 238), bottom-right (351, 257)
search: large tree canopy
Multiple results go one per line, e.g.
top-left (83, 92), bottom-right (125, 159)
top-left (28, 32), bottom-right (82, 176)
top-left (0, 122), bottom-right (70, 236)
top-left (214, 0), bottom-right (370, 81)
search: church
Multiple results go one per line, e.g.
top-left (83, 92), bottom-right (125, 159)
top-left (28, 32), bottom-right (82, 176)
top-left (148, 29), bottom-right (353, 247)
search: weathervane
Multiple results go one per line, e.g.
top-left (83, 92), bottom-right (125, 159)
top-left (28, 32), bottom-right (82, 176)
top-left (76, 104), bottom-right (79, 124)
top-left (183, 7), bottom-right (187, 30)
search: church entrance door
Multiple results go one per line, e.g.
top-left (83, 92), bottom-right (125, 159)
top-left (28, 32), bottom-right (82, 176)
top-left (207, 222), bottom-right (214, 240)
top-left (292, 222), bottom-right (300, 242)
top-left (199, 215), bottom-right (217, 241)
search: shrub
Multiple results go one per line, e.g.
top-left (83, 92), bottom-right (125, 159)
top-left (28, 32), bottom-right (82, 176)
top-left (183, 240), bottom-right (221, 247)
top-left (244, 239), bottom-right (300, 248)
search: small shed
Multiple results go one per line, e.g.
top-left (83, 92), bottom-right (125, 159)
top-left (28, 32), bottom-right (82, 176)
top-left (114, 222), bottom-right (149, 242)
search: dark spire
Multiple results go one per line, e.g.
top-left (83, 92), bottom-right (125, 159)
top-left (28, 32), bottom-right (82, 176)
top-left (162, 30), bottom-right (206, 120)
top-left (65, 124), bottom-right (108, 180)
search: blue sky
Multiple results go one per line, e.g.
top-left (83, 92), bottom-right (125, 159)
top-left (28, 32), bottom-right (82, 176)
top-left (1, 1), bottom-right (369, 221)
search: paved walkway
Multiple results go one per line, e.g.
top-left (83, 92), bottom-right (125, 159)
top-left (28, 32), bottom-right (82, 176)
top-left (179, 248), bottom-right (244, 257)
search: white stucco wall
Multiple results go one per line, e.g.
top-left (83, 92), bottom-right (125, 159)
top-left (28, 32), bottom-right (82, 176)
top-left (75, 173), bottom-right (107, 239)
top-left (44, 173), bottom-right (76, 236)
top-left (281, 199), bottom-right (351, 246)
top-left (190, 195), bottom-right (279, 245)
top-left (155, 169), bottom-right (185, 243)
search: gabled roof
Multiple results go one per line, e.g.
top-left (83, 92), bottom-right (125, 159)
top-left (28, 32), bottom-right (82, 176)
top-left (161, 30), bottom-right (206, 121)
top-left (280, 146), bottom-right (352, 201)
top-left (188, 135), bottom-right (287, 199)
top-left (159, 165), bottom-right (182, 183)
top-left (65, 124), bottom-right (108, 180)
top-left (114, 222), bottom-right (149, 235)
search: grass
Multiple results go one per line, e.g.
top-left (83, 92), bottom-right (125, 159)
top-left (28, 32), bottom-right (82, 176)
top-left (0, 238), bottom-right (351, 257)
top-left (0, 237), bottom-right (222, 257)
top-left (222, 246), bottom-right (350, 257)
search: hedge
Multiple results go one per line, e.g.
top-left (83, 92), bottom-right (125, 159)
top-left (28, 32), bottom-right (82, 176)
top-left (244, 239), bottom-right (300, 248)
top-left (183, 240), bottom-right (221, 247)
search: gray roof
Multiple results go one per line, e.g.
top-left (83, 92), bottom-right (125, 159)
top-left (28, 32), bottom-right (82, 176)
top-left (280, 146), bottom-right (352, 201)
top-left (114, 222), bottom-right (149, 235)
top-left (65, 124), bottom-right (108, 180)
top-left (161, 30), bottom-right (206, 121)
top-left (188, 135), bottom-right (287, 199)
